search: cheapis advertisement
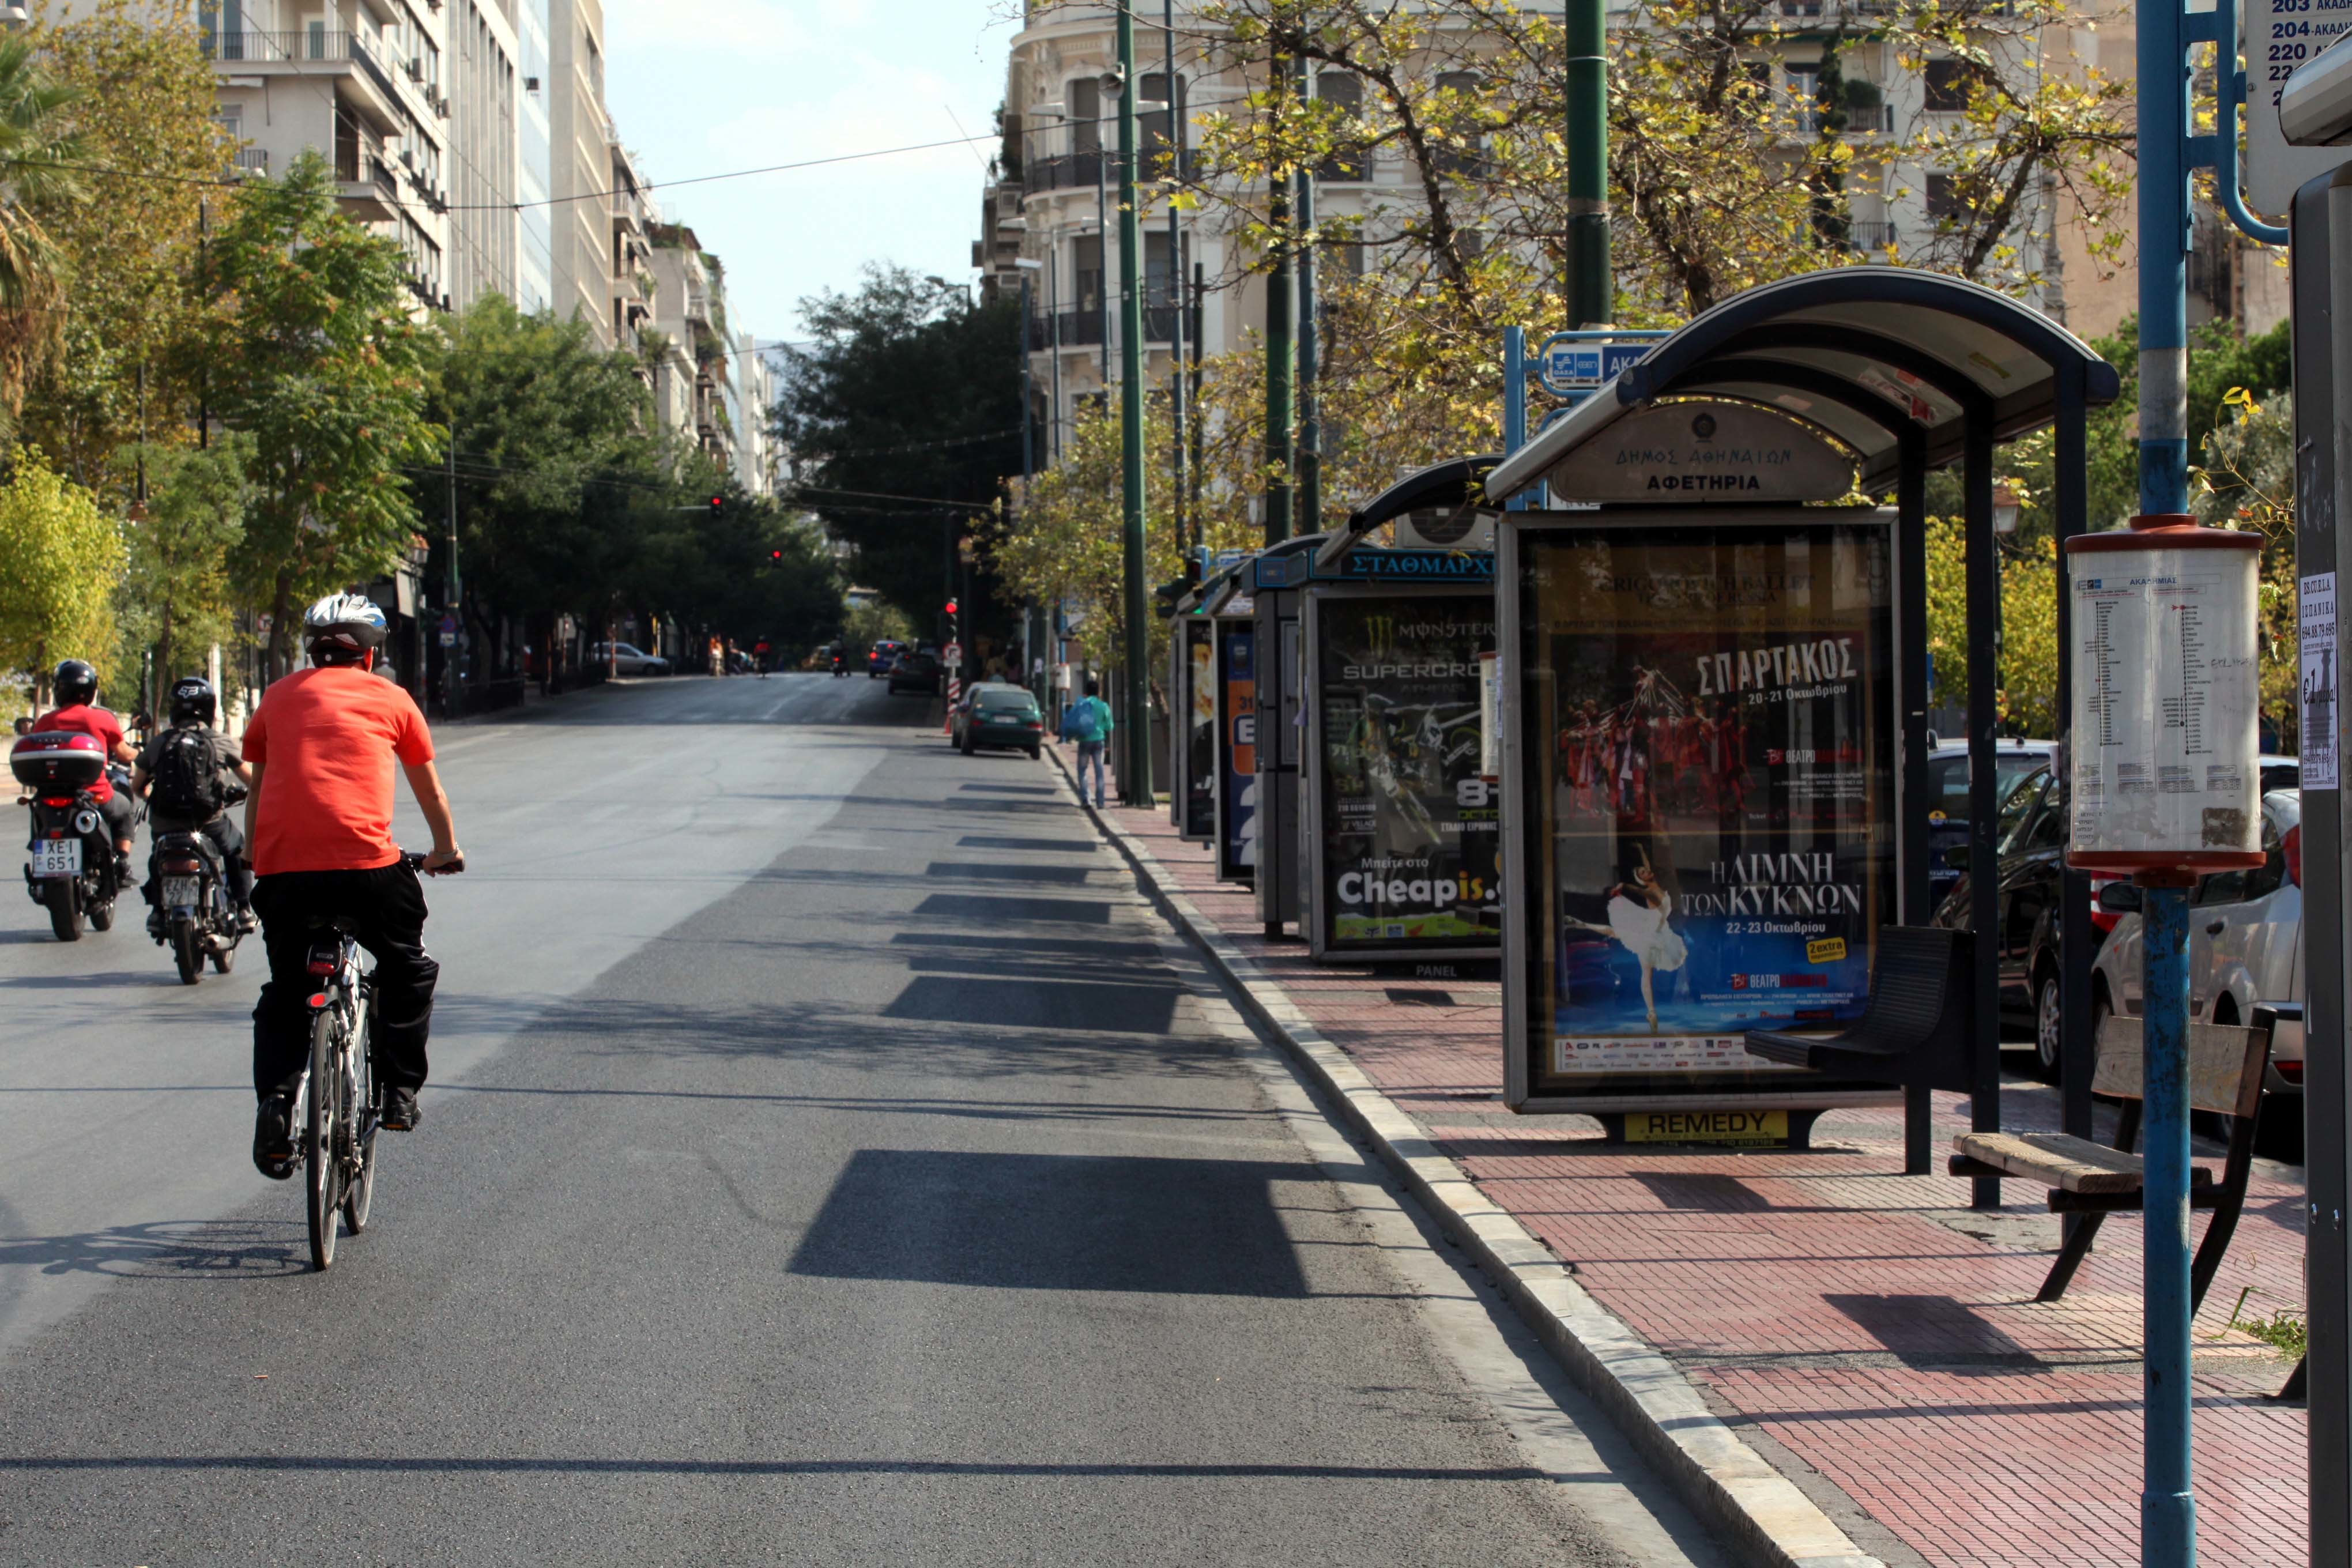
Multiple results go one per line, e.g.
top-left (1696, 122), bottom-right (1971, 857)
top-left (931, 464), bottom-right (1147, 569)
top-left (1518, 523), bottom-right (1895, 1092)
top-left (1316, 595), bottom-right (1501, 952)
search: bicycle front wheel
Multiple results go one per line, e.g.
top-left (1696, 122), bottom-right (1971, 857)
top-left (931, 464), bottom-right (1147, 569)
top-left (341, 995), bottom-right (378, 1234)
top-left (305, 1008), bottom-right (343, 1271)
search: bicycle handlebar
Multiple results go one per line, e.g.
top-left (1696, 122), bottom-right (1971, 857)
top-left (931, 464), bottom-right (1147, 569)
top-left (401, 850), bottom-right (465, 876)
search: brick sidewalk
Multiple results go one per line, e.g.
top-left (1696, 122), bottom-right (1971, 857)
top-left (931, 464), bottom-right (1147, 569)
top-left (1077, 756), bottom-right (2309, 1568)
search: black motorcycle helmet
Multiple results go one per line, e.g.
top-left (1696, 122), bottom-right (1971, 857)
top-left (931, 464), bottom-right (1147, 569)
top-left (51, 659), bottom-right (97, 707)
top-left (169, 674), bottom-right (217, 726)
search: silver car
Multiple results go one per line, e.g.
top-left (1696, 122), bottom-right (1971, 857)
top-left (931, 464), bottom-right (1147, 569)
top-left (2091, 788), bottom-right (2306, 1102)
top-left (589, 641), bottom-right (670, 677)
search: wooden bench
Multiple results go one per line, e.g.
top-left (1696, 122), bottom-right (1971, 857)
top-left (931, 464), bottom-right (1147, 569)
top-left (1743, 927), bottom-right (1977, 1093)
top-left (1948, 1009), bottom-right (2276, 1309)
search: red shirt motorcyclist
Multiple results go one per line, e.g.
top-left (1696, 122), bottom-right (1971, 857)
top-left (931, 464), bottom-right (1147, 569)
top-left (32, 659), bottom-right (140, 868)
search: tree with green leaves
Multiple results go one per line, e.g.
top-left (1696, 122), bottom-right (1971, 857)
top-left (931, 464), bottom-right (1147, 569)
top-left (22, 0), bottom-right (224, 495)
top-left (112, 435), bottom-right (250, 692)
top-left (774, 265), bottom-right (1022, 632)
top-left (0, 446), bottom-right (119, 708)
top-left (0, 27), bottom-right (86, 433)
top-left (201, 152), bottom-right (440, 676)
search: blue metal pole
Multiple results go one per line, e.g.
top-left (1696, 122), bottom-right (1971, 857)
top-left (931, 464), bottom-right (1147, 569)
top-left (2139, 875), bottom-right (2198, 1567)
top-left (2139, 0), bottom-right (2189, 518)
top-left (2138, 0), bottom-right (2196, 1555)
top-left (1502, 326), bottom-right (1527, 514)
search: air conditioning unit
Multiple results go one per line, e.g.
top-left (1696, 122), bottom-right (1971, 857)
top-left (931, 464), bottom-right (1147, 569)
top-left (1390, 506), bottom-right (1495, 552)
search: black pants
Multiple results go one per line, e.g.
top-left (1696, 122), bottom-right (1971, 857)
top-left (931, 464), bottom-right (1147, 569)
top-left (148, 814), bottom-right (251, 908)
top-left (251, 863), bottom-right (439, 1101)
top-left (97, 791), bottom-right (134, 847)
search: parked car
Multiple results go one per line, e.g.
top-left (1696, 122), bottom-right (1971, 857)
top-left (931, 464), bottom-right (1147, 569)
top-left (950, 683), bottom-right (1046, 758)
top-left (1934, 756), bottom-right (2300, 1081)
top-left (2092, 788), bottom-right (2306, 1113)
top-left (589, 641), bottom-right (670, 676)
top-left (886, 650), bottom-right (941, 695)
top-left (868, 640), bottom-right (906, 678)
top-left (1924, 738), bottom-right (2056, 914)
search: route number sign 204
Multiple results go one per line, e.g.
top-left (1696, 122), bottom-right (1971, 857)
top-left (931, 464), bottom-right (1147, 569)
top-left (2247, 0), bottom-right (2352, 214)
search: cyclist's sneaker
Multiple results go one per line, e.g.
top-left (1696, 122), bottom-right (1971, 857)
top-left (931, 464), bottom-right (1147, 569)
top-left (381, 1088), bottom-right (421, 1132)
top-left (235, 906), bottom-right (257, 933)
top-left (252, 1096), bottom-right (296, 1180)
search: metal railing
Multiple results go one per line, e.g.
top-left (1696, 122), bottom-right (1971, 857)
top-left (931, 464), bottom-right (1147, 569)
top-left (1848, 219), bottom-right (1899, 251)
top-left (1796, 104), bottom-right (1895, 134)
top-left (1028, 304), bottom-right (1201, 351)
top-left (201, 30), bottom-right (403, 108)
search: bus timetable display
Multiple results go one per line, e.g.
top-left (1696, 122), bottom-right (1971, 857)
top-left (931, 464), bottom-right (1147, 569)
top-left (1510, 518), bottom-right (1896, 1100)
top-left (1310, 591), bottom-right (1502, 956)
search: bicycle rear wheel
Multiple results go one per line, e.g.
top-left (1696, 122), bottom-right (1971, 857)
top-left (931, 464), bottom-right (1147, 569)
top-left (305, 1008), bottom-right (344, 1271)
top-left (341, 995), bottom-right (378, 1234)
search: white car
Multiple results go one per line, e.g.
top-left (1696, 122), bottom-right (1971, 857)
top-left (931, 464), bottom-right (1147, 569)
top-left (589, 642), bottom-right (669, 677)
top-left (2091, 788), bottom-right (2306, 1102)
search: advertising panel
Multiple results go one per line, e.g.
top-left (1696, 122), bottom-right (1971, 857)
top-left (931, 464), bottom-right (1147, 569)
top-left (1511, 518), bottom-right (1896, 1102)
top-left (1216, 619), bottom-right (1258, 880)
top-left (1310, 591), bottom-right (1502, 957)
top-left (1183, 620), bottom-right (1216, 840)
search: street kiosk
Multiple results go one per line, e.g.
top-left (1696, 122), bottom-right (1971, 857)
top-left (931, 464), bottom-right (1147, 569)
top-left (1250, 536), bottom-right (1323, 937)
top-left (1472, 268), bottom-right (2117, 1162)
top-left (1167, 593), bottom-right (1220, 845)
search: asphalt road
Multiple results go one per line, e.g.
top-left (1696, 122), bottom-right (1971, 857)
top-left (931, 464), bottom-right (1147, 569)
top-left (0, 673), bottom-right (1724, 1566)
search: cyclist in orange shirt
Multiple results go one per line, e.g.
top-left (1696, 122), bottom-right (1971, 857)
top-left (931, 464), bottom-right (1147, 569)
top-left (243, 594), bottom-right (463, 1180)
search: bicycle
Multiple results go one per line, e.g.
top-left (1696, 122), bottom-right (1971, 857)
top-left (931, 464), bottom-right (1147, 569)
top-left (293, 849), bottom-right (461, 1271)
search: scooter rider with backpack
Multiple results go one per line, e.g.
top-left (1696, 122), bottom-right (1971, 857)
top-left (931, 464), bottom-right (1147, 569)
top-left (131, 674), bottom-right (256, 934)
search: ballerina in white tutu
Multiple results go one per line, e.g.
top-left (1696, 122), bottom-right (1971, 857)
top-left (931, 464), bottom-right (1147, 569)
top-left (1566, 846), bottom-right (1687, 1031)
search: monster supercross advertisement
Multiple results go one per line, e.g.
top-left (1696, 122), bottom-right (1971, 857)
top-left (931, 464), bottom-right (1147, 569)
top-left (1311, 591), bottom-right (1501, 956)
top-left (1512, 519), bottom-right (1895, 1099)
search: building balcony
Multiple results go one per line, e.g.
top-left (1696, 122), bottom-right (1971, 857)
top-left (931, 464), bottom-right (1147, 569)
top-left (228, 146), bottom-right (269, 179)
top-left (1847, 220), bottom-right (1898, 252)
top-left (1028, 304), bottom-right (1200, 351)
top-left (1796, 104), bottom-right (1895, 134)
top-left (203, 31), bottom-right (405, 136)
top-left (1022, 149), bottom-right (1199, 195)
top-left (334, 145), bottom-right (402, 222)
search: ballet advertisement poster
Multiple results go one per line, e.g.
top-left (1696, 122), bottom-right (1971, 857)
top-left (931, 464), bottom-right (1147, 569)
top-left (1310, 590), bottom-right (1502, 955)
top-left (1510, 519), bottom-right (1896, 1098)
top-left (1183, 620), bottom-right (1216, 840)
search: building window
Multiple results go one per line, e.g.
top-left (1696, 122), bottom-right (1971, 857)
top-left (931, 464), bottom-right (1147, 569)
top-left (1069, 76), bottom-right (1101, 157)
top-left (1433, 71), bottom-right (1485, 177)
top-left (1924, 59), bottom-right (1985, 113)
top-left (1316, 72), bottom-right (1366, 182)
top-left (1925, 172), bottom-right (1963, 221)
top-left (1140, 71), bottom-right (1186, 172)
top-left (1075, 235), bottom-right (1103, 315)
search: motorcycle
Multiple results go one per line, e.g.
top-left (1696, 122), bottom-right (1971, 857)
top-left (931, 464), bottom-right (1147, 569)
top-left (831, 650), bottom-right (851, 678)
top-left (12, 732), bottom-right (131, 942)
top-left (150, 789), bottom-right (247, 984)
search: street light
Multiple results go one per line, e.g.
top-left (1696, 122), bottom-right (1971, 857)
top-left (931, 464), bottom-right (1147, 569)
top-left (1107, 24), bottom-right (1152, 806)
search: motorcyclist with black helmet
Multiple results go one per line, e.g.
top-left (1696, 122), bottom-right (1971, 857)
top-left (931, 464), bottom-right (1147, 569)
top-left (32, 659), bottom-right (140, 885)
top-left (131, 674), bottom-right (256, 934)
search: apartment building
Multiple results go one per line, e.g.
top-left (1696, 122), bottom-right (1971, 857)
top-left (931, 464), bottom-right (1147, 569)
top-left (202, 0), bottom-right (451, 310)
top-left (609, 137), bottom-right (654, 359)
top-left (446, 0), bottom-right (518, 308)
top-left (546, 0), bottom-right (612, 344)
top-left (514, 0), bottom-right (553, 311)
top-left (977, 0), bottom-right (2176, 473)
top-left (646, 224), bottom-right (737, 473)
top-left (734, 332), bottom-right (776, 499)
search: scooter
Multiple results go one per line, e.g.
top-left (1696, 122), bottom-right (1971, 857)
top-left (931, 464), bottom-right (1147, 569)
top-left (831, 650), bottom-right (851, 677)
top-left (150, 791), bottom-right (247, 983)
top-left (12, 732), bottom-right (130, 942)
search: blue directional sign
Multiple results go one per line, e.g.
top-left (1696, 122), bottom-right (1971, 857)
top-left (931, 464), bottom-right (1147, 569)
top-left (1536, 337), bottom-right (1649, 395)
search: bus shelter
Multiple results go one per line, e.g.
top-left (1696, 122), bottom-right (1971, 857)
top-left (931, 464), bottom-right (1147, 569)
top-left (1472, 268), bottom-right (2117, 1170)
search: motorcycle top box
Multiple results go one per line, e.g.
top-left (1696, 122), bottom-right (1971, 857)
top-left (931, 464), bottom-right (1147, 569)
top-left (10, 730), bottom-right (105, 791)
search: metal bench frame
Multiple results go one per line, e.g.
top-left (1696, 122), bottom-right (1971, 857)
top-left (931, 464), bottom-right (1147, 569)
top-left (1947, 1009), bottom-right (2275, 1309)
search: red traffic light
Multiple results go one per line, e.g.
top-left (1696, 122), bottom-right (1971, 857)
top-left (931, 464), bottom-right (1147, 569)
top-left (945, 598), bottom-right (959, 616)
top-left (709, 496), bottom-right (725, 514)
top-left (769, 549), bottom-right (783, 561)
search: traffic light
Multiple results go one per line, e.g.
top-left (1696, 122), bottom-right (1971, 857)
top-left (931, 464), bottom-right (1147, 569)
top-left (1153, 577), bottom-right (1188, 620)
top-left (944, 598), bottom-right (959, 618)
top-left (768, 549), bottom-right (783, 563)
top-left (709, 495), bottom-right (725, 515)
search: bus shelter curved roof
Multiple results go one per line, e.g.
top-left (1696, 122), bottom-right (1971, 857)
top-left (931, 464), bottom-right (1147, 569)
top-left (1484, 266), bottom-right (2122, 500)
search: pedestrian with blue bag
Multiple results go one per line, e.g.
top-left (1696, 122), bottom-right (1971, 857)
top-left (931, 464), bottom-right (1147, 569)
top-left (1060, 677), bottom-right (1114, 808)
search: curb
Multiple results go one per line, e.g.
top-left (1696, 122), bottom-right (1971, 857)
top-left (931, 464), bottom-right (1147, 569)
top-left (1043, 744), bottom-right (1884, 1568)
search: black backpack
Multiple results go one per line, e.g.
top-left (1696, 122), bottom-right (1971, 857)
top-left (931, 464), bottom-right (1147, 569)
top-left (150, 726), bottom-right (225, 819)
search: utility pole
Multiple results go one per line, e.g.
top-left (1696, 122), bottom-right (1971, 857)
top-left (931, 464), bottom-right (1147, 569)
top-left (1164, 0), bottom-right (1187, 559)
top-left (2134, 0), bottom-right (2193, 1560)
top-left (444, 436), bottom-right (462, 718)
top-left (1116, 18), bottom-right (1154, 808)
top-left (1564, 0), bottom-right (1611, 327)
top-left (1295, 65), bottom-right (1320, 536)
top-left (1264, 48), bottom-right (1294, 545)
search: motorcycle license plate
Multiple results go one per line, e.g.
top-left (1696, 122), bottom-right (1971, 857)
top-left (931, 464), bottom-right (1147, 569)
top-left (162, 876), bottom-right (200, 908)
top-left (29, 839), bottom-right (81, 879)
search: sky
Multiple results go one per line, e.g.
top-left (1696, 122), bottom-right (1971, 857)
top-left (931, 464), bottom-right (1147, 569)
top-left (602, 0), bottom-right (1019, 350)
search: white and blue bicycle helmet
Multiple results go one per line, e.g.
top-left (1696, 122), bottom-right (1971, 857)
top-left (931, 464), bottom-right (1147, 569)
top-left (302, 593), bottom-right (389, 666)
